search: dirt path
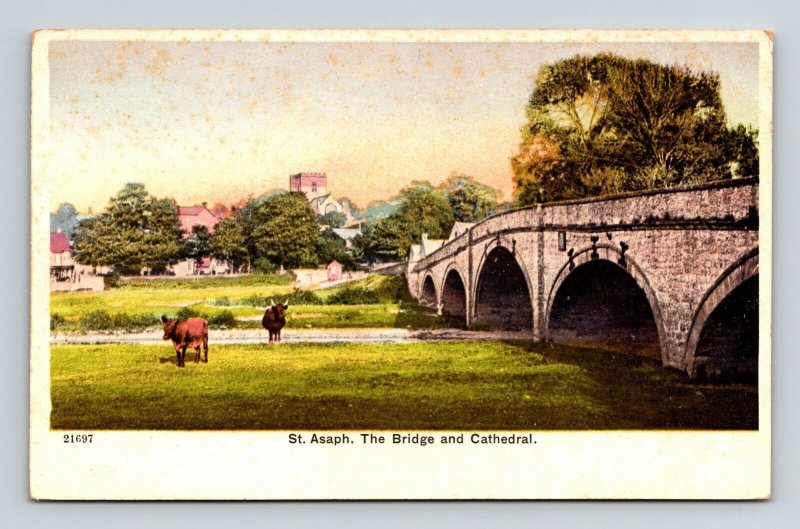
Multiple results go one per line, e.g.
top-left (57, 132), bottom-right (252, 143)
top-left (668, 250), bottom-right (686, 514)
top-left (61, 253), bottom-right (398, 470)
top-left (51, 328), bottom-right (536, 345)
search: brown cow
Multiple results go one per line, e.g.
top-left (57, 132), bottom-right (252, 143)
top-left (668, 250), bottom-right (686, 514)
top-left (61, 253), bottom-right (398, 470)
top-left (262, 299), bottom-right (289, 344)
top-left (161, 315), bottom-right (209, 367)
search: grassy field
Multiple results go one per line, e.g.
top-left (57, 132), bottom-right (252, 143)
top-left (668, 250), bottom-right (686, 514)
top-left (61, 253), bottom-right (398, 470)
top-left (116, 274), bottom-right (292, 290)
top-left (50, 274), bottom-right (446, 331)
top-left (50, 279), bottom-right (294, 319)
top-left (50, 341), bottom-right (758, 430)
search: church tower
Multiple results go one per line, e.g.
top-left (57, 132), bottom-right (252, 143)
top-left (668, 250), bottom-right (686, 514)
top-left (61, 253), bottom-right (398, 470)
top-left (289, 172), bottom-right (328, 201)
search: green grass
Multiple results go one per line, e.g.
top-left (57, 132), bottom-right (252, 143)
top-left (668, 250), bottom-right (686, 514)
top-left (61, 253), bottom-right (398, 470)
top-left (50, 274), bottom-right (445, 331)
top-left (50, 283), bottom-right (293, 319)
top-left (50, 341), bottom-right (758, 430)
top-left (117, 274), bottom-right (292, 290)
top-left (315, 275), bottom-right (412, 303)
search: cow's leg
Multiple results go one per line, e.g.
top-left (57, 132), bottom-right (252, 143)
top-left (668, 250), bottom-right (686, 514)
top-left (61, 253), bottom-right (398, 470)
top-left (180, 345), bottom-right (187, 367)
top-left (277, 330), bottom-right (281, 344)
top-left (203, 333), bottom-right (209, 363)
top-left (175, 345), bottom-right (182, 367)
top-left (194, 346), bottom-right (201, 363)
top-left (269, 331), bottom-right (274, 344)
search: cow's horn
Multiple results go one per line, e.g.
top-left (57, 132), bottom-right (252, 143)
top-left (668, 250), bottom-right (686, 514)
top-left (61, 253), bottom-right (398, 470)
top-left (283, 299), bottom-right (289, 306)
top-left (269, 298), bottom-right (275, 306)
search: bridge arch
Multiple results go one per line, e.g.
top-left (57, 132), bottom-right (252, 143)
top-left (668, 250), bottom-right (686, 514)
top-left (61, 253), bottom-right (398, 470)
top-left (684, 250), bottom-right (759, 381)
top-left (472, 241), bottom-right (534, 331)
top-left (440, 265), bottom-right (468, 326)
top-left (545, 244), bottom-right (666, 361)
top-left (419, 273), bottom-right (438, 309)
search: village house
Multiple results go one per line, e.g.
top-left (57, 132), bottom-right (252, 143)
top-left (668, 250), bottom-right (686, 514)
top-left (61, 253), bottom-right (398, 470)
top-left (178, 203), bottom-right (219, 235)
top-left (49, 231), bottom-right (104, 292)
top-left (407, 232), bottom-right (447, 275)
top-left (50, 231), bottom-right (73, 281)
top-left (448, 222), bottom-right (475, 241)
top-left (408, 232), bottom-right (446, 263)
top-left (171, 204), bottom-right (231, 276)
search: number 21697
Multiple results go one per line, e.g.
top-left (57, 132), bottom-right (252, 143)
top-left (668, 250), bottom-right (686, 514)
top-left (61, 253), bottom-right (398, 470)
top-left (63, 434), bottom-right (93, 443)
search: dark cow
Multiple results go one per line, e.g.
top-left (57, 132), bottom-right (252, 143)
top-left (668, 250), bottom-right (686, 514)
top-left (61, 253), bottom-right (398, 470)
top-left (262, 299), bottom-right (289, 344)
top-left (161, 315), bottom-right (209, 367)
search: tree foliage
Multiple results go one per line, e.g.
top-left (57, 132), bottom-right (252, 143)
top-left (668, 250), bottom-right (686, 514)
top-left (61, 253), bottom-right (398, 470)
top-left (183, 225), bottom-right (213, 265)
top-left (317, 211), bottom-right (347, 228)
top-left (209, 216), bottom-right (249, 271)
top-left (250, 192), bottom-right (320, 268)
top-left (394, 180), bottom-right (454, 240)
top-left (72, 183), bottom-right (183, 274)
top-left (511, 53), bottom-right (759, 204)
top-left (439, 173), bottom-right (502, 222)
top-left (356, 181), bottom-right (455, 260)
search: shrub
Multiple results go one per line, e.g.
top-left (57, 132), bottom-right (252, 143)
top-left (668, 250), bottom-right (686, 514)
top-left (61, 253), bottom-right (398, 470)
top-left (252, 258), bottom-right (278, 275)
top-left (80, 310), bottom-right (113, 331)
top-left (176, 306), bottom-right (202, 320)
top-left (286, 289), bottom-right (323, 305)
top-left (110, 312), bottom-right (158, 331)
top-left (208, 310), bottom-right (237, 328)
top-left (50, 313), bottom-right (65, 331)
top-left (242, 294), bottom-right (270, 307)
top-left (211, 296), bottom-right (233, 307)
top-left (327, 286), bottom-right (380, 305)
top-left (130, 313), bottom-right (159, 329)
top-left (103, 272), bottom-right (121, 289)
top-left (111, 312), bottom-right (133, 329)
top-left (372, 275), bottom-right (413, 303)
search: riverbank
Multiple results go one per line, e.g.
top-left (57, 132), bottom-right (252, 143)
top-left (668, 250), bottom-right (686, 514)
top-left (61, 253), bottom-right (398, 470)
top-left (50, 328), bottom-right (536, 345)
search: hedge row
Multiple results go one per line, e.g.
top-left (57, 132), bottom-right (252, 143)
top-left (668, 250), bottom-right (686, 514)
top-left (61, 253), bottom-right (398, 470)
top-left (49, 309), bottom-right (240, 332)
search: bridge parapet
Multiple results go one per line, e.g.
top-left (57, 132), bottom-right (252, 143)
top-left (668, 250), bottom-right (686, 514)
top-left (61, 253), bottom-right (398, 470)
top-left (413, 178), bottom-right (757, 273)
top-left (541, 178), bottom-right (758, 229)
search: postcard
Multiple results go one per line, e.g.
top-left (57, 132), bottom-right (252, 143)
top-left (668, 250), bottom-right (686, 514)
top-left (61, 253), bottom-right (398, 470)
top-left (30, 29), bottom-right (772, 499)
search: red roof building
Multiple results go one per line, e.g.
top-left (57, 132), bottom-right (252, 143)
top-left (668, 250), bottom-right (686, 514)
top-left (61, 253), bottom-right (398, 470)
top-left (50, 232), bottom-right (71, 254)
top-left (178, 205), bottom-right (219, 239)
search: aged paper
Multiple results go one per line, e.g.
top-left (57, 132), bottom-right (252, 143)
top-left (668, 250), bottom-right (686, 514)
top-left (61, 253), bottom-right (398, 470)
top-left (31, 29), bottom-right (772, 499)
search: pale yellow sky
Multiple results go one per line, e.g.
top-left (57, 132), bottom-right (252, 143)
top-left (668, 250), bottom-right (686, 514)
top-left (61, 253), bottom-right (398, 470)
top-left (48, 40), bottom-right (760, 213)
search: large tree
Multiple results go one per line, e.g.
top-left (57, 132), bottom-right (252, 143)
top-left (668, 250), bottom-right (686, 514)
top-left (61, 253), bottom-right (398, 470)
top-left (72, 183), bottom-right (183, 274)
top-left (394, 180), bottom-right (454, 240)
top-left (511, 53), bottom-right (759, 204)
top-left (183, 225), bottom-right (213, 265)
top-left (250, 192), bottom-right (319, 268)
top-left (358, 181), bottom-right (454, 260)
top-left (439, 173), bottom-right (502, 222)
top-left (210, 216), bottom-right (249, 271)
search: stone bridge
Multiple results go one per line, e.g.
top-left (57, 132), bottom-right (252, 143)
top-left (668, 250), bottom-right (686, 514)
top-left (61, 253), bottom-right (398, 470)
top-left (406, 179), bottom-right (760, 380)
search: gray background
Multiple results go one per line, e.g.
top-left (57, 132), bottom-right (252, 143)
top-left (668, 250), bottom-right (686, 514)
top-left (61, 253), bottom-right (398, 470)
top-left (2, 0), bottom-right (797, 526)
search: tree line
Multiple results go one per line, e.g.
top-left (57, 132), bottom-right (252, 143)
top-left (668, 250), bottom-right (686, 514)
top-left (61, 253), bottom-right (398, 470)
top-left (64, 174), bottom-right (504, 274)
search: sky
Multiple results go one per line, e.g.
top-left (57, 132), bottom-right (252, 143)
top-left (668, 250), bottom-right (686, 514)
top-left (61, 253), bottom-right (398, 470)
top-left (47, 39), bottom-right (760, 213)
